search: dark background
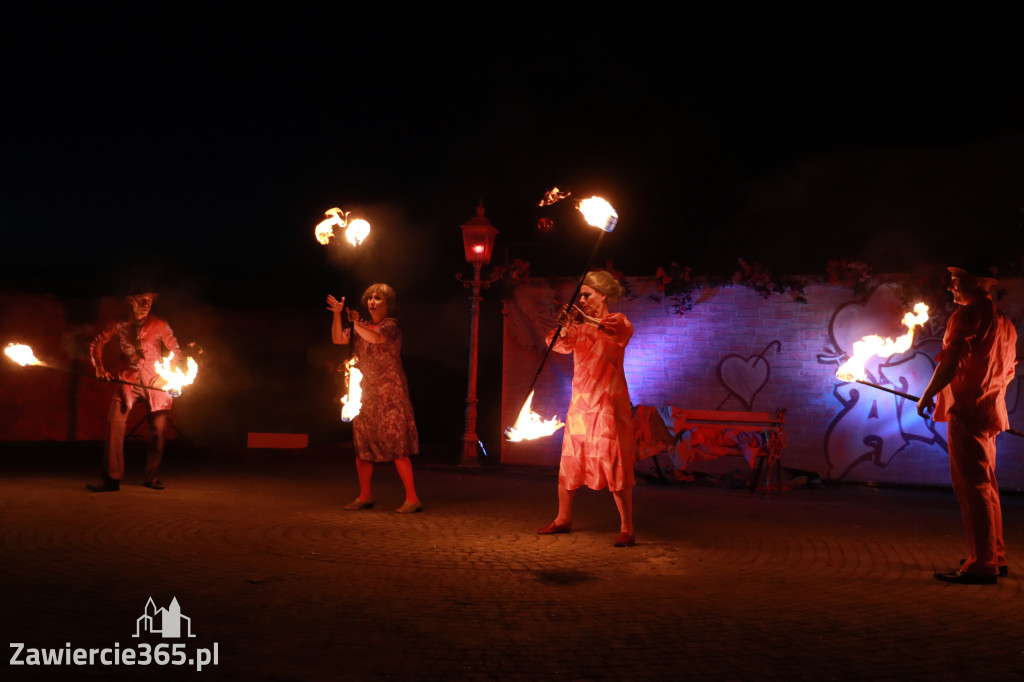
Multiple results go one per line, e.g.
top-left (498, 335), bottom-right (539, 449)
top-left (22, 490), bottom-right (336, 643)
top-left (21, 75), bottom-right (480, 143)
top-left (2, 9), bottom-right (1023, 454)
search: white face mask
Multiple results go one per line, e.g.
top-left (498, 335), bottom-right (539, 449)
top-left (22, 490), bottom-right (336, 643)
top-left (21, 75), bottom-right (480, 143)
top-left (129, 295), bottom-right (156, 320)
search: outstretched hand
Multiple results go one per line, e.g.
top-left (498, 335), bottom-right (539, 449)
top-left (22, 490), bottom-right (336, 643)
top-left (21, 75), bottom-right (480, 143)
top-left (326, 295), bottom-right (346, 314)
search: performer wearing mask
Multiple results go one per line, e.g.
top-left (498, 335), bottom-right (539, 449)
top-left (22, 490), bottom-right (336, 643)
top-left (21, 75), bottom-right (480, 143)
top-left (87, 285), bottom-right (185, 492)
top-left (918, 266), bottom-right (1017, 584)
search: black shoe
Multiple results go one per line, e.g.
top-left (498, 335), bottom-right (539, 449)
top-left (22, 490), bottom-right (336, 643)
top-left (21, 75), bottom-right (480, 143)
top-left (935, 569), bottom-right (997, 585)
top-left (143, 480), bottom-right (165, 490)
top-left (86, 479), bottom-right (120, 493)
top-left (960, 558), bottom-right (1008, 577)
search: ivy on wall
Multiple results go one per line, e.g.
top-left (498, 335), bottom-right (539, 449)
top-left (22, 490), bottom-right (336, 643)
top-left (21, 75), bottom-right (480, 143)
top-left (653, 259), bottom-right (968, 315)
top-left (489, 256), bottom-right (988, 316)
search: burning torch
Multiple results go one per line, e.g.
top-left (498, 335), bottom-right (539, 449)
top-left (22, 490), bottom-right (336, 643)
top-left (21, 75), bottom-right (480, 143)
top-left (4, 343), bottom-right (197, 397)
top-left (832, 306), bottom-right (1024, 438)
top-left (504, 195), bottom-right (618, 441)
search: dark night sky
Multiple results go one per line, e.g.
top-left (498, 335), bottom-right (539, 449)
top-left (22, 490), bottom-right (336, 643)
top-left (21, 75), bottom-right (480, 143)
top-left (3, 10), bottom-right (1024, 308)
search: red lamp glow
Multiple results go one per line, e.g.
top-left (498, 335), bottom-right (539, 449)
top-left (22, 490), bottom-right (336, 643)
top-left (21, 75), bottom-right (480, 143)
top-left (460, 204), bottom-right (498, 265)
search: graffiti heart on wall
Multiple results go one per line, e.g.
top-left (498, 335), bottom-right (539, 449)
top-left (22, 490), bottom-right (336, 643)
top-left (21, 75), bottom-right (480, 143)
top-left (819, 286), bottom-right (947, 479)
top-left (716, 340), bottom-right (781, 410)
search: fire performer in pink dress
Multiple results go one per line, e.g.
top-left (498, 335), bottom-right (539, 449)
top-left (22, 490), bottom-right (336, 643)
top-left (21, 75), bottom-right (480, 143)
top-left (86, 286), bottom-right (185, 492)
top-left (538, 270), bottom-right (637, 546)
top-left (918, 267), bottom-right (1017, 584)
top-left (327, 283), bottom-right (422, 513)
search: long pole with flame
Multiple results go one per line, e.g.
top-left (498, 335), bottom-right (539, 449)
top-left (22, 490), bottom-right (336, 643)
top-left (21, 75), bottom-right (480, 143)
top-left (832, 303), bottom-right (1024, 438)
top-left (4, 343), bottom-right (196, 396)
top-left (834, 302), bottom-right (930, 404)
top-left (505, 196), bottom-right (618, 442)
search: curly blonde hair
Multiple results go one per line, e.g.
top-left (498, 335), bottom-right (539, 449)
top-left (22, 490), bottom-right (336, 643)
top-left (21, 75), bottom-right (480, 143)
top-left (361, 283), bottom-right (397, 311)
top-left (583, 270), bottom-right (625, 304)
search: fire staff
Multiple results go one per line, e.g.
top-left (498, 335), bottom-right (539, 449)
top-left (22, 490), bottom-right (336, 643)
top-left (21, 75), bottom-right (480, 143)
top-left (87, 285), bottom-right (185, 493)
top-left (537, 270), bottom-right (637, 547)
top-left (918, 267), bottom-right (1017, 584)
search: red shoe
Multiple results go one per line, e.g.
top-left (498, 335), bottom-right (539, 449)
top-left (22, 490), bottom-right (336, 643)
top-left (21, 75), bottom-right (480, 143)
top-left (613, 532), bottom-right (636, 547)
top-left (537, 520), bottom-right (572, 535)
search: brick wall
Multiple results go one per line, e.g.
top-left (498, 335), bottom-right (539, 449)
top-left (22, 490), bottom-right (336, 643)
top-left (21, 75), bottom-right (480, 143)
top-left (501, 277), bottom-right (1024, 489)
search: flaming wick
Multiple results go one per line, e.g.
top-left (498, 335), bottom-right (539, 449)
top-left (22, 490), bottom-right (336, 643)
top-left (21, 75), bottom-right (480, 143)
top-left (504, 390), bottom-right (564, 442)
top-left (315, 207), bottom-right (346, 245)
top-left (345, 218), bottom-right (370, 247)
top-left (539, 187), bottom-right (571, 207)
top-left (4, 343), bottom-right (43, 366)
top-left (340, 358), bottom-right (363, 422)
top-left (577, 196), bottom-right (618, 233)
top-left (835, 303), bottom-right (929, 383)
top-left (153, 353), bottom-right (199, 398)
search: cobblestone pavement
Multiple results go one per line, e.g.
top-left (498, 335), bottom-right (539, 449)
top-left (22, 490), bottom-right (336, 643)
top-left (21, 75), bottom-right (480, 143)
top-left (1, 445), bottom-right (1022, 681)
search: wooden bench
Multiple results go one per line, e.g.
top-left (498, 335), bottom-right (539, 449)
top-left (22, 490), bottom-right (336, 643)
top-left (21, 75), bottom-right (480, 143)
top-left (665, 408), bottom-right (788, 493)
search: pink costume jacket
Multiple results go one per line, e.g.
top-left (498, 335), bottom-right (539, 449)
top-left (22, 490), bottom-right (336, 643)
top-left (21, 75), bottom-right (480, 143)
top-left (89, 315), bottom-right (183, 412)
top-left (546, 312), bottom-right (636, 491)
top-left (933, 297), bottom-right (1017, 433)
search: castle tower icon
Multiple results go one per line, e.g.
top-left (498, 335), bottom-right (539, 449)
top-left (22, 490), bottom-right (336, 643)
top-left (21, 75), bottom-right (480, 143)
top-left (133, 597), bottom-right (196, 638)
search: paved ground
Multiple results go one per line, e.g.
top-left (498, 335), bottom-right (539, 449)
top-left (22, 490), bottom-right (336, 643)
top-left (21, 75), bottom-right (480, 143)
top-left (1, 443), bottom-right (1022, 681)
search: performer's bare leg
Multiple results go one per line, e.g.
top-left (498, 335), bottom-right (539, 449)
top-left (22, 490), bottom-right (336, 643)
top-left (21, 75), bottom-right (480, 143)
top-left (355, 457), bottom-right (374, 501)
top-left (556, 484), bottom-right (577, 524)
top-left (612, 488), bottom-right (634, 535)
top-left (394, 456), bottom-right (419, 504)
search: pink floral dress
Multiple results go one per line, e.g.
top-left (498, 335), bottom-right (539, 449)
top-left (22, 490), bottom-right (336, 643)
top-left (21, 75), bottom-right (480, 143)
top-left (547, 312), bottom-right (636, 491)
top-left (352, 318), bottom-right (419, 462)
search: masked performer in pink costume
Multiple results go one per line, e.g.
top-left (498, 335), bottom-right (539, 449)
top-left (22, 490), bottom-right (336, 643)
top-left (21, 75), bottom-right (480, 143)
top-left (918, 267), bottom-right (1017, 584)
top-left (537, 270), bottom-right (637, 546)
top-left (87, 287), bottom-right (185, 492)
top-left (327, 283), bottom-right (422, 513)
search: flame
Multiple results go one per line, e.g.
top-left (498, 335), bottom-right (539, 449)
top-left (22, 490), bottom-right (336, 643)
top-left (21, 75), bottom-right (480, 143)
top-left (4, 343), bottom-right (44, 366)
top-left (340, 358), bottom-right (363, 422)
top-left (315, 207), bottom-right (346, 245)
top-left (504, 390), bottom-right (564, 441)
top-left (345, 218), bottom-right (370, 247)
top-left (836, 302), bottom-right (929, 382)
top-left (539, 187), bottom-right (572, 206)
top-left (154, 353), bottom-right (198, 398)
top-left (578, 196), bottom-right (618, 233)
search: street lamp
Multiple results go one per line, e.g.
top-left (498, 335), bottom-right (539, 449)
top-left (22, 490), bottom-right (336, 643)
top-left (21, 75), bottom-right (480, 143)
top-left (457, 203), bottom-right (499, 466)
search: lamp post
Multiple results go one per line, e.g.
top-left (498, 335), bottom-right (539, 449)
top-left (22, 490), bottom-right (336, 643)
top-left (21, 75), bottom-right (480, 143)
top-left (457, 203), bottom-right (499, 466)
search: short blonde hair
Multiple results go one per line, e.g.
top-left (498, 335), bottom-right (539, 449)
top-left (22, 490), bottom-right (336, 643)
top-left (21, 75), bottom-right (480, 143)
top-left (583, 270), bottom-right (624, 304)
top-left (361, 283), bottom-right (397, 311)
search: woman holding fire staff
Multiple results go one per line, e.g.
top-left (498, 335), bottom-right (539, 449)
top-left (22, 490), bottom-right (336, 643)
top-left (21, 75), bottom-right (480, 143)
top-left (538, 270), bottom-right (637, 546)
top-left (327, 284), bottom-right (422, 513)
